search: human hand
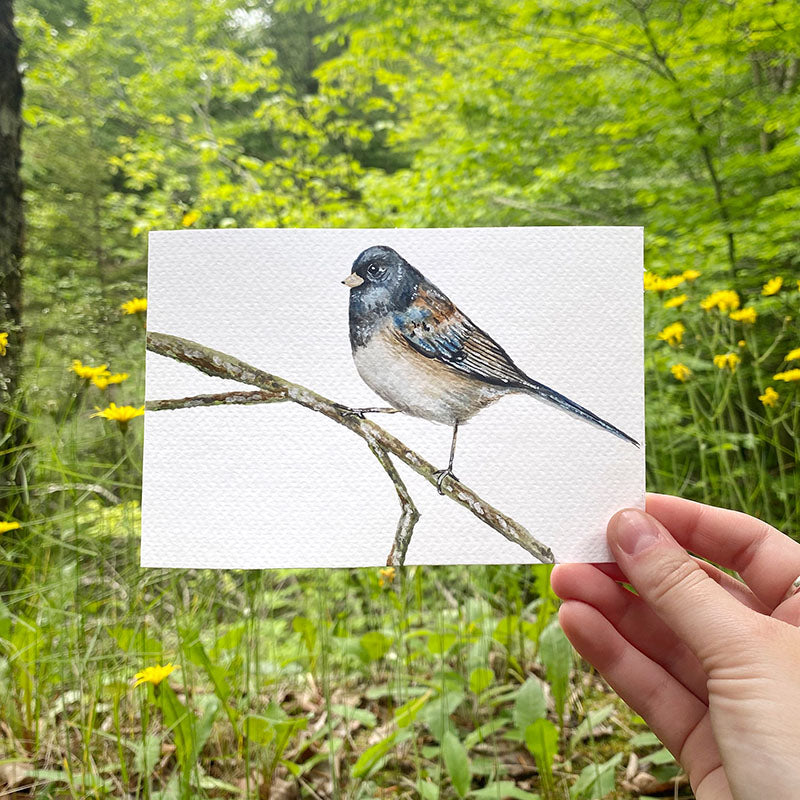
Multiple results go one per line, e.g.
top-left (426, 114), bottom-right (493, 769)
top-left (550, 494), bottom-right (800, 800)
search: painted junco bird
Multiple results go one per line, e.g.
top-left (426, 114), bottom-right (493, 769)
top-left (343, 245), bottom-right (639, 493)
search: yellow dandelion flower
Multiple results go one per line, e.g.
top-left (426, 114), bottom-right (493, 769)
top-left (91, 403), bottom-right (145, 427)
top-left (92, 372), bottom-right (130, 390)
top-left (664, 294), bottom-right (688, 309)
top-left (762, 276), bottom-right (783, 296)
top-left (785, 348), bottom-right (800, 362)
top-left (181, 210), bottom-right (200, 227)
top-left (378, 566), bottom-right (396, 587)
top-left (657, 321), bottom-right (686, 347)
top-left (0, 521), bottom-right (21, 534)
top-left (729, 307), bottom-right (757, 324)
top-left (773, 369), bottom-right (800, 382)
top-left (700, 290), bottom-right (740, 313)
top-left (121, 297), bottom-right (148, 315)
top-left (644, 272), bottom-right (685, 292)
top-left (670, 363), bottom-right (691, 382)
top-left (738, 340), bottom-right (746, 348)
top-left (0, 332), bottom-right (7, 356)
top-left (713, 353), bottom-right (740, 372)
top-left (133, 663), bottom-right (178, 688)
top-left (71, 360), bottom-right (111, 380)
top-left (662, 275), bottom-right (685, 291)
top-left (758, 387), bottom-right (779, 408)
top-left (682, 269), bottom-right (701, 281)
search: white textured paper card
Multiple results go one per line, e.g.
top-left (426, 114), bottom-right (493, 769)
top-left (142, 227), bottom-right (644, 568)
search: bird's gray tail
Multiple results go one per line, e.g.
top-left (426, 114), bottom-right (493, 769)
top-left (518, 378), bottom-right (640, 448)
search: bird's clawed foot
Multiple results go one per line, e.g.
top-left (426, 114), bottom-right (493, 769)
top-left (335, 405), bottom-right (400, 420)
top-left (433, 468), bottom-right (459, 495)
top-left (335, 404), bottom-right (366, 419)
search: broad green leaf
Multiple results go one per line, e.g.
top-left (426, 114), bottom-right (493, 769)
top-left (351, 729), bottom-right (412, 778)
top-left (492, 615), bottom-right (520, 646)
top-left (272, 716), bottom-right (308, 763)
top-left (330, 704), bottom-right (377, 729)
top-left (133, 734), bottom-right (161, 778)
top-left (292, 616), bottom-right (317, 654)
top-left (570, 752), bottom-right (624, 799)
top-left (27, 770), bottom-right (114, 794)
top-left (418, 779), bottom-right (440, 800)
top-left (360, 630), bottom-right (391, 661)
top-left (191, 693), bottom-right (221, 762)
top-left (539, 621), bottom-right (572, 720)
top-left (513, 678), bottom-right (547, 733)
top-left (468, 667), bottom-right (494, 695)
top-left (630, 731), bottom-right (662, 748)
top-left (198, 775), bottom-right (242, 793)
top-left (107, 626), bottom-right (160, 658)
top-left (183, 636), bottom-right (232, 704)
top-left (427, 632), bottom-right (457, 655)
top-left (640, 747), bottom-right (677, 766)
top-left (419, 690), bottom-right (465, 741)
top-left (524, 719), bottom-right (559, 780)
top-left (155, 683), bottom-right (194, 773)
top-left (464, 717), bottom-right (509, 750)
top-left (244, 715), bottom-right (276, 746)
top-left (211, 622), bottom-right (246, 656)
top-left (471, 781), bottom-right (541, 799)
top-left (395, 690), bottom-right (432, 728)
top-left (442, 730), bottom-right (471, 798)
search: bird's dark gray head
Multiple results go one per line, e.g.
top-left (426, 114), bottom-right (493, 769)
top-left (343, 245), bottom-right (420, 309)
top-left (343, 246), bottom-right (422, 347)
top-left (347, 245), bottom-right (414, 287)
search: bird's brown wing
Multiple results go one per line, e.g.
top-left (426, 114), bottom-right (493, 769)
top-left (391, 284), bottom-right (530, 389)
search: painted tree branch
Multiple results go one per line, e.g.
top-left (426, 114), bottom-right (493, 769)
top-left (145, 331), bottom-right (555, 566)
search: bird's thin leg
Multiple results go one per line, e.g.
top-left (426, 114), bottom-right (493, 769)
top-left (448, 422), bottom-right (459, 471)
top-left (434, 422), bottom-right (459, 495)
top-left (334, 405), bottom-right (400, 419)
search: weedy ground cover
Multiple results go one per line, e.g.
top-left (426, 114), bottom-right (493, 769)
top-left (1, 268), bottom-right (797, 798)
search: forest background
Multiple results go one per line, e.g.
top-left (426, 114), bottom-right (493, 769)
top-left (0, 0), bottom-right (798, 798)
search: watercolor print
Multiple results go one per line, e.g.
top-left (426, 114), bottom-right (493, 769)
top-left (142, 227), bottom-right (645, 569)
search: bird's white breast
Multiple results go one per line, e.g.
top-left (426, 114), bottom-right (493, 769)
top-left (352, 323), bottom-right (506, 425)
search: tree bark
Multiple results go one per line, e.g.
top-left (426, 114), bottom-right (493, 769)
top-left (0, 0), bottom-right (26, 515)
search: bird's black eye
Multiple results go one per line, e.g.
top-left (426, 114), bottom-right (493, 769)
top-left (366, 263), bottom-right (386, 279)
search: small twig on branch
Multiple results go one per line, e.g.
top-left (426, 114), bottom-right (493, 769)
top-left (365, 436), bottom-right (420, 566)
top-left (145, 331), bottom-right (554, 565)
top-left (146, 389), bottom-right (286, 412)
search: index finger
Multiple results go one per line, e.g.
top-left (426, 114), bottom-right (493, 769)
top-left (646, 494), bottom-right (800, 609)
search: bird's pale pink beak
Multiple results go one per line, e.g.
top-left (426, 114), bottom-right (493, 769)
top-left (342, 272), bottom-right (364, 288)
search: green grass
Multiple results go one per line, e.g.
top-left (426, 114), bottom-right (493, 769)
top-left (1, 268), bottom-right (798, 799)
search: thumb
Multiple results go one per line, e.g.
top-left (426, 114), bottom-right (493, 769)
top-left (608, 508), bottom-right (755, 670)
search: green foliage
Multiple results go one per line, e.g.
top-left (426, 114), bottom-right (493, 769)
top-left (3, 0), bottom-right (799, 797)
top-left (441, 730), bottom-right (471, 798)
top-left (512, 677), bottom-right (547, 733)
top-left (524, 719), bottom-right (559, 795)
top-left (570, 753), bottom-right (625, 800)
top-left (539, 621), bottom-right (573, 725)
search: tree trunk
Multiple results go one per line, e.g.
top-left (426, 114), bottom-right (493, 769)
top-left (0, 0), bottom-right (26, 517)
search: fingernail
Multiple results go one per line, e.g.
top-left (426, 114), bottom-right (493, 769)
top-left (611, 509), bottom-right (661, 556)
